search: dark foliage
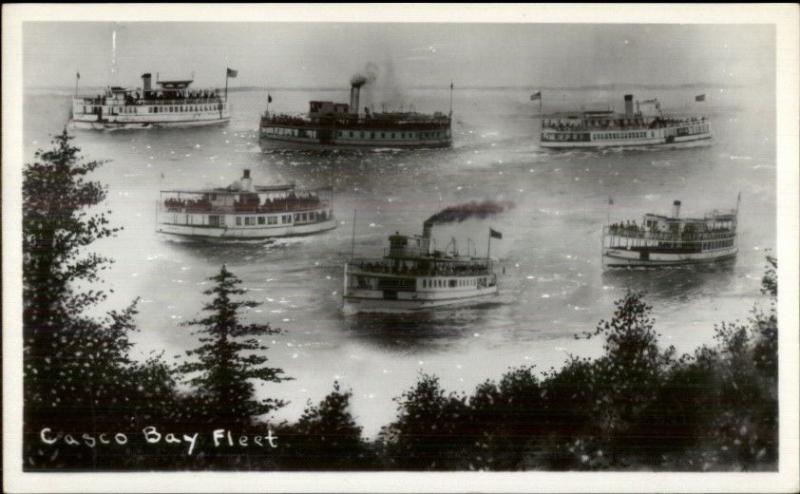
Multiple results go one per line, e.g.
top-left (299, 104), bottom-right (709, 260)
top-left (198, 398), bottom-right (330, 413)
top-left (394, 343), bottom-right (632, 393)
top-left (274, 382), bottom-right (377, 470)
top-left (23, 131), bottom-right (181, 470)
top-left (379, 374), bottom-right (470, 470)
top-left (180, 265), bottom-right (291, 430)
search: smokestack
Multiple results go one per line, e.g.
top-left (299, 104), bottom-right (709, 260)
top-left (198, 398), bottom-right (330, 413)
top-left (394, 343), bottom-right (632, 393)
top-left (350, 86), bottom-right (360, 116)
top-left (421, 221), bottom-right (433, 254)
top-left (142, 73), bottom-right (152, 92)
top-left (624, 94), bottom-right (634, 117)
top-left (349, 74), bottom-right (369, 116)
top-left (422, 220), bottom-right (432, 239)
top-left (241, 169), bottom-right (253, 192)
top-left (672, 200), bottom-right (681, 218)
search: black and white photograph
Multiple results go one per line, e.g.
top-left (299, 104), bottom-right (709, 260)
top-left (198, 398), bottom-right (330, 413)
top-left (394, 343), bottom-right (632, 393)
top-left (3, 4), bottom-right (798, 493)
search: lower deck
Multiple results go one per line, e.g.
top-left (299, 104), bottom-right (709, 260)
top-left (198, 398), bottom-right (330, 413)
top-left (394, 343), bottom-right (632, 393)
top-left (156, 207), bottom-right (335, 240)
top-left (260, 124), bottom-right (452, 148)
top-left (343, 265), bottom-right (498, 312)
top-left (71, 102), bottom-right (231, 129)
top-left (603, 245), bottom-right (738, 267)
top-left (540, 123), bottom-right (711, 148)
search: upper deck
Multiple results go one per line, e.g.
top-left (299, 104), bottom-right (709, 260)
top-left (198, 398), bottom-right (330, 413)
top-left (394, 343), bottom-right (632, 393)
top-left (261, 111), bottom-right (451, 131)
top-left (73, 73), bottom-right (225, 109)
top-left (159, 170), bottom-right (332, 215)
top-left (604, 200), bottom-right (738, 252)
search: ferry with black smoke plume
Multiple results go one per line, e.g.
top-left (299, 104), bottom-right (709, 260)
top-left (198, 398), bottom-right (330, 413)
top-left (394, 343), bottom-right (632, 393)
top-left (343, 201), bottom-right (511, 313)
top-left (259, 69), bottom-right (452, 149)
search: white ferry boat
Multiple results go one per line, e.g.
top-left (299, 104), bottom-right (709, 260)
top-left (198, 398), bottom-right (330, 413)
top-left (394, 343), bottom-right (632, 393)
top-left (70, 73), bottom-right (230, 130)
top-left (540, 94), bottom-right (711, 149)
top-left (343, 222), bottom-right (500, 313)
top-left (602, 198), bottom-right (739, 268)
top-left (156, 170), bottom-right (336, 240)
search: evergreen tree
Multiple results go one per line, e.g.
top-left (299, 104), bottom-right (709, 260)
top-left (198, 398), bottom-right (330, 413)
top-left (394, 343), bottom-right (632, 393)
top-left (277, 382), bottom-right (375, 470)
top-left (380, 374), bottom-right (469, 470)
top-left (577, 291), bottom-right (676, 465)
top-left (22, 131), bottom-right (148, 468)
top-left (181, 265), bottom-right (290, 430)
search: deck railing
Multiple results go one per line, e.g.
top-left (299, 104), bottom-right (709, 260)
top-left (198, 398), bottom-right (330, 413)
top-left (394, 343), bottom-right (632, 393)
top-left (75, 97), bottom-right (226, 106)
top-left (603, 226), bottom-right (736, 242)
top-left (159, 201), bottom-right (329, 215)
top-left (347, 259), bottom-right (491, 277)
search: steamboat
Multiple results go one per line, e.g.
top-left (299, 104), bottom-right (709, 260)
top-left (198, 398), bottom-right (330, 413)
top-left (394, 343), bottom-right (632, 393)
top-left (156, 170), bottom-right (336, 241)
top-left (602, 197), bottom-right (739, 268)
top-left (70, 72), bottom-right (231, 130)
top-left (343, 222), bottom-right (501, 313)
top-left (540, 94), bottom-right (711, 149)
top-left (259, 77), bottom-right (452, 149)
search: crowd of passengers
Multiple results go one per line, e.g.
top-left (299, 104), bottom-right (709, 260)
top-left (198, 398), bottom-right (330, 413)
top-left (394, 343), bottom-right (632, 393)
top-left (86, 89), bottom-right (222, 105)
top-left (264, 113), bottom-right (450, 130)
top-left (608, 220), bottom-right (733, 238)
top-left (356, 261), bottom-right (489, 276)
top-left (163, 192), bottom-right (322, 213)
top-left (543, 116), bottom-right (706, 132)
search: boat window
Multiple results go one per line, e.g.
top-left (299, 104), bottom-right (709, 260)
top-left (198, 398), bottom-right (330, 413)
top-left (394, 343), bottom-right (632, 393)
top-left (268, 216), bottom-right (277, 225)
top-left (236, 217), bottom-right (242, 226)
top-left (258, 216), bottom-right (266, 225)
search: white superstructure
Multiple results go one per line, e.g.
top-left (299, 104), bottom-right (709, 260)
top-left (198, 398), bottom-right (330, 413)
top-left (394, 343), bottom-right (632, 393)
top-left (602, 198), bottom-right (739, 268)
top-left (70, 73), bottom-right (230, 130)
top-left (156, 170), bottom-right (336, 241)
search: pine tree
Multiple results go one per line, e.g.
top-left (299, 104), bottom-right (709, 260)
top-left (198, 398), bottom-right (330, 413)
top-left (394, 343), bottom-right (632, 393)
top-left (578, 291), bottom-right (675, 465)
top-left (277, 382), bottom-right (374, 470)
top-left (181, 265), bottom-right (290, 430)
top-left (22, 130), bottom-right (146, 468)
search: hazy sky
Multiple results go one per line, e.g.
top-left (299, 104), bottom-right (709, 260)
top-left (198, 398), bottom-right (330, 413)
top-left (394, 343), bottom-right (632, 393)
top-left (23, 22), bottom-right (774, 89)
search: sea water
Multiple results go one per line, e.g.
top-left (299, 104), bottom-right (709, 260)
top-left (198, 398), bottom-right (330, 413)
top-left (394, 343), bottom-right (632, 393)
top-left (22, 85), bottom-right (776, 436)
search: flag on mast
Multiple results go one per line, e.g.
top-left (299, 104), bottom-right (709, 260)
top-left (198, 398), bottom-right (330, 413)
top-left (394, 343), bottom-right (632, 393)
top-left (695, 94), bottom-right (706, 102)
top-left (76, 72), bottom-right (80, 79)
top-left (530, 91), bottom-right (542, 101)
top-left (608, 196), bottom-right (614, 206)
top-left (489, 228), bottom-right (503, 239)
top-left (268, 94), bottom-right (273, 103)
top-left (226, 68), bottom-right (238, 78)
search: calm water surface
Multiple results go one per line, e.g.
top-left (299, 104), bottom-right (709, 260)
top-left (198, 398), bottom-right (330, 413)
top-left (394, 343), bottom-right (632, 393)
top-left (24, 86), bottom-right (775, 435)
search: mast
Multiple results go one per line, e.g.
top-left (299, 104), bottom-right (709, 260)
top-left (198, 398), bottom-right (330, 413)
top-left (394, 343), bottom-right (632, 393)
top-left (449, 81), bottom-right (454, 118)
top-left (350, 209), bottom-right (357, 260)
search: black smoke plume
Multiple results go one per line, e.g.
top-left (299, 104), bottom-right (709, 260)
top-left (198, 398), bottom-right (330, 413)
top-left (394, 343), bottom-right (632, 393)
top-left (424, 200), bottom-right (515, 226)
top-left (350, 63), bottom-right (378, 88)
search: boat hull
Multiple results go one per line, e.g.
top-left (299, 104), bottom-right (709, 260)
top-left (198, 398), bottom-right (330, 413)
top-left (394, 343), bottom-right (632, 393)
top-left (69, 116), bottom-right (230, 130)
top-left (603, 246), bottom-right (738, 268)
top-left (156, 218), bottom-right (337, 241)
top-left (342, 286), bottom-right (499, 314)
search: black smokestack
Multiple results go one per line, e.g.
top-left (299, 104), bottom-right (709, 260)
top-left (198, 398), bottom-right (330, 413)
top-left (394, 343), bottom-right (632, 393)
top-left (624, 94), bottom-right (634, 117)
top-left (350, 64), bottom-right (378, 112)
top-left (350, 74), bottom-right (368, 89)
top-left (424, 200), bottom-right (515, 226)
top-left (142, 73), bottom-right (152, 92)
